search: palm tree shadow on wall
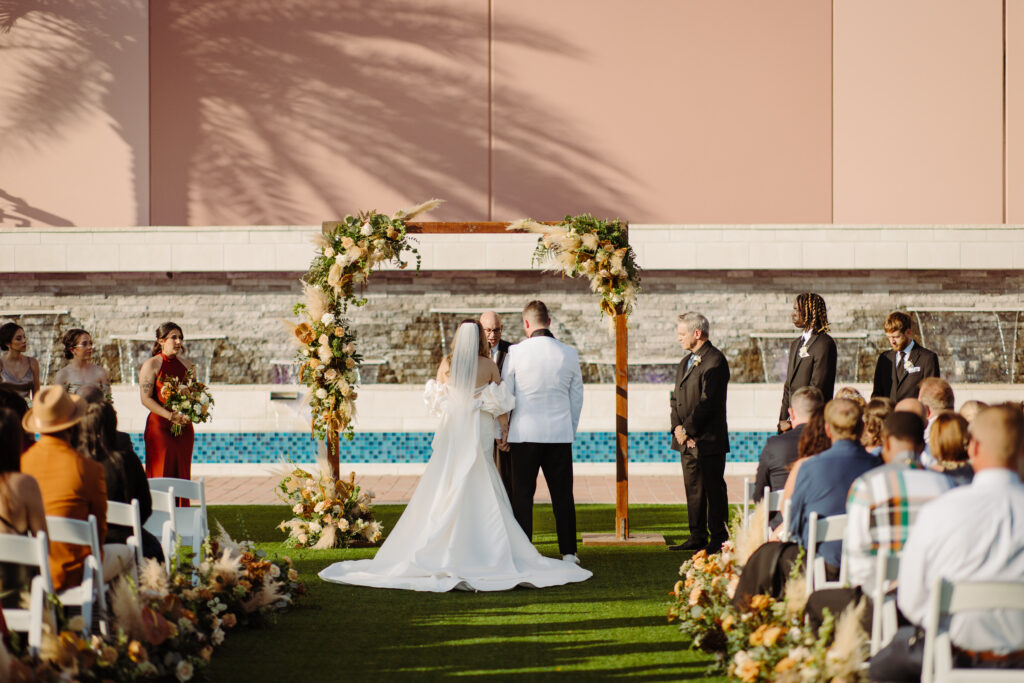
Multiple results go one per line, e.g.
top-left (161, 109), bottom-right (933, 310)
top-left (150, 0), bottom-right (639, 225)
top-left (0, 0), bottom-right (149, 226)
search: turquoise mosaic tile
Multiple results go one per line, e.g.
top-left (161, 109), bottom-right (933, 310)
top-left (128, 431), bottom-right (773, 465)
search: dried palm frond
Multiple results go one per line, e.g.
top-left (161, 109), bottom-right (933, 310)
top-left (214, 520), bottom-right (243, 555)
top-left (210, 549), bottom-right (243, 590)
top-left (392, 198), bottom-right (444, 221)
top-left (827, 599), bottom-right (870, 678)
top-left (311, 232), bottom-right (329, 249)
top-left (507, 218), bottom-right (564, 236)
top-left (109, 576), bottom-right (145, 640)
top-left (732, 499), bottom-right (768, 567)
top-left (303, 282), bottom-right (331, 322)
top-left (241, 574), bottom-right (284, 613)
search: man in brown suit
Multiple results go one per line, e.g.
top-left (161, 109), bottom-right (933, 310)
top-left (20, 385), bottom-right (107, 591)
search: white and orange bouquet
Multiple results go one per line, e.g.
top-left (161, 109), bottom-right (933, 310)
top-left (159, 367), bottom-right (214, 436)
top-left (276, 467), bottom-right (383, 548)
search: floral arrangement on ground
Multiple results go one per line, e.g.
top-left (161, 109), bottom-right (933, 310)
top-left (289, 199), bottom-right (440, 440)
top-left (667, 542), bottom-right (868, 682)
top-left (277, 467), bottom-right (383, 549)
top-left (511, 214), bottom-right (640, 317)
top-left (4, 527), bottom-right (304, 682)
top-left (159, 367), bottom-right (214, 437)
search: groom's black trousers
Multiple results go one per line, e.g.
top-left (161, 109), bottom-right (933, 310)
top-left (509, 442), bottom-right (577, 555)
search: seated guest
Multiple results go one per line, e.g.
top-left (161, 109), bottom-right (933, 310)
top-left (0, 388), bottom-right (33, 452)
top-left (894, 397), bottom-right (927, 423)
top-left (75, 386), bottom-right (163, 563)
top-left (918, 377), bottom-right (955, 467)
top-left (19, 386), bottom-right (107, 592)
top-left (753, 386), bottom-right (823, 521)
top-left (0, 407), bottom-right (47, 609)
top-left (861, 397), bottom-right (894, 456)
top-left (844, 412), bottom-right (951, 591)
top-left (959, 399), bottom-right (988, 425)
top-left (834, 386), bottom-right (866, 410)
top-left (870, 404), bottom-right (1024, 680)
top-left (929, 411), bottom-right (973, 486)
top-left (787, 398), bottom-right (880, 576)
top-left (770, 406), bottom-right (832, 541)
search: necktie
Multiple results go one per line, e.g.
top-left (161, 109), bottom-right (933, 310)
top-left (895, 351), bottom-right (906, 380)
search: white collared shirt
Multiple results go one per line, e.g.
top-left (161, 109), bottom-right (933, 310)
top-left (490, 344), bottom-right (500, 363)
top-left (894, 339), bottom-right (916, 368)
top-left (801, 329), bottom-right (811, 344)
top-left (897, 468), bottom-right (1024, 653)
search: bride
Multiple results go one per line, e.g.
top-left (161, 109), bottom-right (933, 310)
top-left (319, 321), bottom-right (592, 592)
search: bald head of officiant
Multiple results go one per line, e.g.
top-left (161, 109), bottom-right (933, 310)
top-left (480, 310), bottom-right (512, 371)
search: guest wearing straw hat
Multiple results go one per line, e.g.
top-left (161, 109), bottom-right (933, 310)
top-left (20, 385), bottom-right (107, 592)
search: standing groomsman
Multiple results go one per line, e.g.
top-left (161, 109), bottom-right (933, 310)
top-left (669, 312), bottom-right (730, 553)
top-left (871, 311), bottom-right (940, 403)
top-left (778, 293), bottom-right (837, 433)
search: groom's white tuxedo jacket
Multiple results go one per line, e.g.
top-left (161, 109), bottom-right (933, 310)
top-left (501, 334), bottom-right (584, 444)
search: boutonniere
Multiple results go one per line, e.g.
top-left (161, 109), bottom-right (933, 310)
top-left (692, 354), bottom-right (702, 367)
top-left (904, 358), bottom-right (920, 373)
top-left (798, 345), bottom-right (810, 358)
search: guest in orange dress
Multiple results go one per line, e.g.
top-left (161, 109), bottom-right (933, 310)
top-left (139, 322), bottom-right (195, 481)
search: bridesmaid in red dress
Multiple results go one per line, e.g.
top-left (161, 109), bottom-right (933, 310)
top-left (139, 322), bottom-right (195, 480)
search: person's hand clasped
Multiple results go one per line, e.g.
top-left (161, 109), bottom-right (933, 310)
top-left (170, 411), bottom-right (189, 426)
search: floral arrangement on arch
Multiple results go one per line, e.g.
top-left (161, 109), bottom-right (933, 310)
top-left (289, 199), bottom-right (440, 440)
top-left (276, 467), bottom-right (383, 549)
top-left (667, 544), bottom-right (870, 682)
top-left (159, 367), bottom-right (215, 437)
top-left (4, 527), bottom-right (304, 682)
top-left (511, 214), bottom-right (641, 317)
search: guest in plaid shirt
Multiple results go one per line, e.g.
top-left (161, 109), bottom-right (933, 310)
top-left (844, 411), bottom-right (953, 591)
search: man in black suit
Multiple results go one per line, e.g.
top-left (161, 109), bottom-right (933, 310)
top-left (669, 312), bottom-right (730, 553)
top-left (871, 311), bottom-right (940, 404)
top-left (481, 310), bottom-right (514, 496)
top-left (753, 386), bottom-right (823, 528)
top-left (779, 293), bottom-right (837, 433)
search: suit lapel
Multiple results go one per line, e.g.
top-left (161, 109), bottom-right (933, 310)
top-left (890, 349), bottom-right (900, 389)
top-left (680, 353), bottom-right (697, 384)
top-left (788, 336), bottom-right (802, 377)
top-left (793, 334), bottom-right (815, 373)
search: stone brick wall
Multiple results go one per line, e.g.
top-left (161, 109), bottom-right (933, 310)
top-left (3, 269), bottom-right (1022, 385)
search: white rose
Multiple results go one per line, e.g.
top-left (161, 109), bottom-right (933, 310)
top-left (211, 628), bottom-right (225, 646)
top-left (321, 312), bottom-right (335, 326)
top-left (309, 521), bottom-right (322, 533)
top-left (200, 394), bottom-right (210, 405)
top-left (337, 518), bottom-right (349, 532)
top-left (176, 660), bottom-right (194, 682)
top-left (360, 222), bottom-right (373, 236)
top-left (297, 533), bottom-right (308, 545)
top-left (324, 246), bottom-right (335, 257)
top-left (315, 388), bottom-right (328, 400)
top-left (292, 503), bottom-right (303, 514)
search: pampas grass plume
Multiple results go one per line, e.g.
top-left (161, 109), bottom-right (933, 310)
top-left (139, 558), bottom-right (169, 597)
top-left (393, 198), bottom-right (444, 221)
top-left (784, 571), bottom-right (808, 621)
top-left (732, 499), bottom-right (767, 567)
top-left (827, 599), bottom-right (870, 678)
top-left (313, 524), bottom-right (338, 549)
top-left (110, 576), bottom-right (145, 640)
top-left (303, 282), bottom-right (330, 322)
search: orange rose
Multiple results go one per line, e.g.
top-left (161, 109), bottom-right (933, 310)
top-left (762, 625), bottom-right (784, 647)
top-left (721, 614), bottom-right (735, 632)
top-left (735, 658), bottom-right (760, 683)
top-left (749, 624), bottom-right (768, 647)
top-left (295, 322), bottom-right (316, 345)
top-left (774, 657), bottom-right (796, 673)
top-left (749, 594), bottom-right (772, 611)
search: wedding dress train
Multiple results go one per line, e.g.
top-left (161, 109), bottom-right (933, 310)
top-left (318, 380), bottom-right (592, 592)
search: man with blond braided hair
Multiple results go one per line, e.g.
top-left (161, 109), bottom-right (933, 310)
top-left (778, 293), bottom-right (837, 433)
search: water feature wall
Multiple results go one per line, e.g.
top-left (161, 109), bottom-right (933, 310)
top-left (3, 269), bottom-right (1024, 386)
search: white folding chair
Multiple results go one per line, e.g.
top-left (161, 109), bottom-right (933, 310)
top-left (148, 478), bottom-right (208, 567)
top-left (870, 550), bottom-right (902, 656)
top-left (806, 512), bottom-right (848, 597)
top-left (922, 578), bottom-right (1024, 683)
top-left (0, 531), bottom-right (52, 655)
top-left (106, 499), bottom-right (144, 581)
top-left (45, 514), bottom-right (106, 635)
top-left (761, 487), bottom-right (784, 543)
top-left (741, 477), bottom-right (755, 528)
top-left (144, 487), bottom-right (178, 571)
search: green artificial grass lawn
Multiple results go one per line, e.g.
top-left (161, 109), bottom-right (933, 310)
top-left (205, 504), bottom-right (727, 682)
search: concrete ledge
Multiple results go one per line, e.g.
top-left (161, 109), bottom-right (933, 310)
top-left (6, 224), bottom-right (1024, 272)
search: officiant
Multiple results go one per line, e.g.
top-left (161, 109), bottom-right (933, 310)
top-left (481, 310), bottom-right (514, 497)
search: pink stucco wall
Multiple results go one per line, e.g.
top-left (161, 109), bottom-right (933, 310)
top-left (0, 1), bottom-right (1019, 227)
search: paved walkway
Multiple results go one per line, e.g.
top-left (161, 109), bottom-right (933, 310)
top-left (204, 474), bottom-right (751, 505)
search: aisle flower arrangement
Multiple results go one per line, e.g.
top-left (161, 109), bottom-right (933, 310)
top-left (158, 367), bottom-right (214, 437)
top-left (510, 214), bottom-right (641, 317)
top-left (4, 529), bottom-right (304, 682)
top-left (290, 199), bottom-right (438, 440)
top-left (276, 467), bottom-right (383, 549)
top-left (667, 544), bottom-right (869, 682)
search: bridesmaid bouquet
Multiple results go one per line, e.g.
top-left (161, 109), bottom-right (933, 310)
top-left (159, 368), bottom-right (215, 436)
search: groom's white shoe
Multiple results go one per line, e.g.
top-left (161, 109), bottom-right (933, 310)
top-left (562, 554), bottom-right (580, 565)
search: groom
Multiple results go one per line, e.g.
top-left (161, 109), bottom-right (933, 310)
top-left (501, 300), bottom-right (584, 565)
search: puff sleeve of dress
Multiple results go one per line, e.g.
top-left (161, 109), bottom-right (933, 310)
top-left (423, 380), bottom-right (449, 418)
top-left (478, 382), bottom-right (515, 417)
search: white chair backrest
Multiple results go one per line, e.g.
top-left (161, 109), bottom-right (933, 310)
top-left (149, 477), bottom-right (204, 502)
top-left (146, 486), bottom-right (178, 570)
top-left (148, 477), bottom-right (208, 563)
top-left (0, 531), bottom-right (52, 654)
top-left (922, 578), bottom-right (1024, 683)
top-left (45, 514), bottom-right (102, 559)
top-left (106, 499), bottom-right (144, 570)
top-left (870, 551), bottom-right (902, 656)
top-left (806, 512), bottom-right (848, 596)
top-left (742, 477), bottom-right (754, 528)
top-left (761, 487), bottom-right (783, 542)
top-left (42, 515), bottom-right (106, 634)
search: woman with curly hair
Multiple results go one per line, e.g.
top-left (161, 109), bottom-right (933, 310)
top-left (861, 397), bottom-right (894, 455)
top-left (778, 293), bottom-right (837, 434)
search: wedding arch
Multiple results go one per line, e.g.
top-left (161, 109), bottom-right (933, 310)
top-left (290, 201), bottom-right (646, 541)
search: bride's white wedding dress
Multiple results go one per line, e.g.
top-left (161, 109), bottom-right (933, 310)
top-left (318, 379), bottom-right (592, 592)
